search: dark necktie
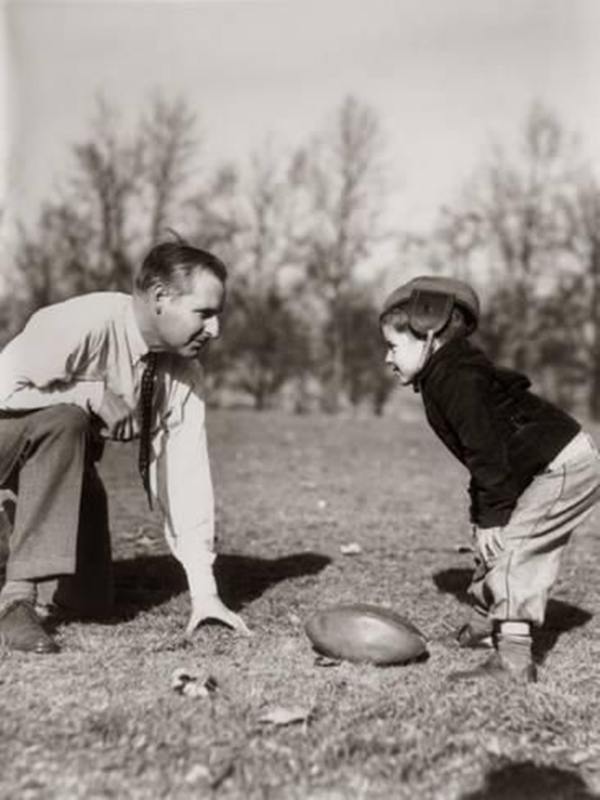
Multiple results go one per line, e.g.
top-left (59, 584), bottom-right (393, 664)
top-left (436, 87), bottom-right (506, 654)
top-left (139, 352), bottom-right (158, 507)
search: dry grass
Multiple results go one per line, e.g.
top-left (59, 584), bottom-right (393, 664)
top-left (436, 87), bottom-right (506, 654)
top-left (1, 405), bottom-right (600, 799)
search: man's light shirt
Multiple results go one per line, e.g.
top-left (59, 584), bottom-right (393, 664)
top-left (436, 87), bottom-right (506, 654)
top-left (0, 292), bottom-right (218, 603)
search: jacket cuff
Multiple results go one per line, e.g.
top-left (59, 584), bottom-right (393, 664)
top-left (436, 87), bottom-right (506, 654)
top-left (474, 508), bottom-right (513, 528)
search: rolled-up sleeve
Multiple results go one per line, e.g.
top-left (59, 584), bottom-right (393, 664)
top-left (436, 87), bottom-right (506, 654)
top-left (0, 304), bottom-right (105, 411)
top-left (150, 363), bottom-right (217, 602)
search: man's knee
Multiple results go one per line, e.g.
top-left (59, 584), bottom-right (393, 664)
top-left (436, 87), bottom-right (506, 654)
top-left (35, 405), bottom-right (92, 444)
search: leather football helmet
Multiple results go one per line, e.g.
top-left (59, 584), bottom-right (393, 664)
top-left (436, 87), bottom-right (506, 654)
top-left (381, 276), bottom-right (480, 336)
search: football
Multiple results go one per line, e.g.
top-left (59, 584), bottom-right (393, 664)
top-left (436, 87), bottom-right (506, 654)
top-left (305, 604), bottom-right (428, 666)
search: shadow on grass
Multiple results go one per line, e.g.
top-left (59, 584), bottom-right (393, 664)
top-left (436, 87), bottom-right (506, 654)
top-left (432, 567), bottom-right (593, 662)
top-left (461, 760), bottom-right (599, 799)
top-left (112, 550), bottom-right (331, 619)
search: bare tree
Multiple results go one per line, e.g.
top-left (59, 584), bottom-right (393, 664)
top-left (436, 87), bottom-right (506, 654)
top-left (12, 203), bottom-right (95, 312)
top-left (68, 97), bottom-right (144, 289)
top-left (563, 174), bottom-right (600, 417)
top-left (290, 95), bottom-right (388, 412)
top-left (139, 94), bottom-right (199, 243)
top-left (432, 102), bottom-right (581, 375)
top-left (13, 93), bottom-right (204, 310)
top-left (187, 162), bottom-right (246, 257)
top-left (193, 143), bottom-right (311, 409)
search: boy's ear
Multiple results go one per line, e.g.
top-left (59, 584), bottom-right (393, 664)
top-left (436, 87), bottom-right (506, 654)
top-left (409, 290), bottom-right (454, 336)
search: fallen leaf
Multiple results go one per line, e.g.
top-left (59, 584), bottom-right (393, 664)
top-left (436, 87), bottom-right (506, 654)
top-left (484, 736), bottom-right (503, 757)
top-left (570, 750), bottom-right (595, 766)
top-left (183, 683), bottom-right (210, 699)
top-left (185, 764), bottom-right (210, 784)
top-left (171, 668), bottom-right (218, 698)
top-left (314, 654), bottom-right (342, 667)
top-left (340, 542), bottom-right (362, 555)
top-left (258, 705), bottom-right (311, 726)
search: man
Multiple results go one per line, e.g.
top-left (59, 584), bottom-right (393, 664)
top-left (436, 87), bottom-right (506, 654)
top-left (0, 237), bottom-right (250, 653)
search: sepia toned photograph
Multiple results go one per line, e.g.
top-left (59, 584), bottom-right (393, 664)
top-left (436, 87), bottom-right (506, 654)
top-left (1, 1), bottom-right (600, 797)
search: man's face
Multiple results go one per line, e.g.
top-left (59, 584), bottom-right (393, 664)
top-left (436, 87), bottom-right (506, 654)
top-left (154, 269), bottom-right (225, 358)
top-left (382, 323), bottom-right (425, 385)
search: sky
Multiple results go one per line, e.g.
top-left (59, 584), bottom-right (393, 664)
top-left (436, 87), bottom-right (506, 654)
top-left (2, 0), bottom-right (600, 245)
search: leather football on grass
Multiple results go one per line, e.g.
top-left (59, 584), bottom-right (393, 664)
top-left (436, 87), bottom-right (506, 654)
top-left (305, 604), bottom-right (427, 665)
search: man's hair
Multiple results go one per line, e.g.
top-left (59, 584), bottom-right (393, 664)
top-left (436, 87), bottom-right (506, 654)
top-left (381, 304), bottom-right (471, 343)
top-left (134, 237), bottom-right (228, 295)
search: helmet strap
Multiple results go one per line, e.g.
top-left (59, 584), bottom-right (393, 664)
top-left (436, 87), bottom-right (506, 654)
top-left (411, 330), bottom-right (436, 392)
top-left (419, 330), bottom-right (436, 372)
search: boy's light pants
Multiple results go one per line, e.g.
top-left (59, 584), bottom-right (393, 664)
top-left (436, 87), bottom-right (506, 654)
top-left (470, 433), bottom-right (600, 625)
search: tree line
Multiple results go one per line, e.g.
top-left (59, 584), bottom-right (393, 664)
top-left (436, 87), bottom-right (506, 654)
top-left (2, 95), bottom-right (600, 417)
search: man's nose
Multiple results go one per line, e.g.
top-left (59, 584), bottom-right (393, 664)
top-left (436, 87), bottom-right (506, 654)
top-left (205, 316), bottom-right (220, 338)
top-left (385, 350), bottom-right (393, 364)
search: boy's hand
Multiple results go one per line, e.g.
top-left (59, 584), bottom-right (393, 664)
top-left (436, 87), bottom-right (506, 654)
top-left (473, 525), bottom-right (504, 563)
top-left (95, 388), bottom-right (139, 441)
top-left (186, 595), bottom-right (252, 637)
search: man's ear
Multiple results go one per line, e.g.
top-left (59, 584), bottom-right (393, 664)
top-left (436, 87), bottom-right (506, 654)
top-left (151, 281), bottom-right (171, 313)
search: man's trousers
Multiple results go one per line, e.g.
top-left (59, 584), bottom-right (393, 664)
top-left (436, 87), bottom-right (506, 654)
top-left (0, 404), bottom-right (113, 614)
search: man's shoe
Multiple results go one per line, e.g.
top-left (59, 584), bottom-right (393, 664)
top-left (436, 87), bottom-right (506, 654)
top-left (448, 651), bottom-right (537, 684)
top-left (455, 622), bottom-right (494, 650)
top-left (0, 599), bottom-right (60, 654)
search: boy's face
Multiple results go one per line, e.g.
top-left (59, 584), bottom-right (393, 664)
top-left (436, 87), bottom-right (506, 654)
top-left (153, 269), bottom-right (225, 358)
top-left (382, 323), bottom-right (425, 385)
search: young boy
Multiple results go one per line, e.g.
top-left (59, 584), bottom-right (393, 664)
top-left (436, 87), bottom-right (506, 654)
top-left (380, 275), bottom-right (600, 683)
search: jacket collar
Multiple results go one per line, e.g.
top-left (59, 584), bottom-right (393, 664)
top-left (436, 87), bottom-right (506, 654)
top-left (415, 337), bottom-right (475, 391)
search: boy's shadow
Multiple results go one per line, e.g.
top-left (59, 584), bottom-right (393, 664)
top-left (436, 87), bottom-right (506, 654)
top-left (460, 760), bottom-right (599, 799)
top-left (111, 550), bottom-right (331, 619)
top-left (433, 567), bottom-right (593, 663)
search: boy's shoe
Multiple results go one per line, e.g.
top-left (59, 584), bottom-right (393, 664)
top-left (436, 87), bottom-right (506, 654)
top-left (0, 599), bottom-right (60, 654)
top-left (447, 651), bottom-right (537, 684)
top-left (455, 622), bottom-right (494, 650)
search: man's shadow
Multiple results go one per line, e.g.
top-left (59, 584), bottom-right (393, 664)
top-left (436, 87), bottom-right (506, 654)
top-left (433, 567), bottom-right (593, 663)
top-left (111, 550), bottom-right (331, 619)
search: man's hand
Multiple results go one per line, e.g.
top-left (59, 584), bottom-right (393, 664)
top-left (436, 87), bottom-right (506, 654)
top-left (473, 525), bottom-right (505, 563)
top-left (95, 389), bottom-right (139, 441)
top-left (186, 595), bottom-right (252, 637)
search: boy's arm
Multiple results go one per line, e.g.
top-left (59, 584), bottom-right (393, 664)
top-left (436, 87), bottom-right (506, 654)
top-left (472, 525), bottom-right (504, 562)
top-left (431, 368), bottom-right (521, 528)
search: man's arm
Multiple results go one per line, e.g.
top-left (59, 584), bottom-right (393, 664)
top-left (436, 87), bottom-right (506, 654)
top-left (0, 302), bottom-right (105, 411)
top-left (150, 368), bottom-right (250, 635)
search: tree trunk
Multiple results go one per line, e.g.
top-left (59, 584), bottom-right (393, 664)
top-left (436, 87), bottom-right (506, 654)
top-left (321, 321), bottom-right (344, 414)
top-left (588, 242), bottom-right (600, 420)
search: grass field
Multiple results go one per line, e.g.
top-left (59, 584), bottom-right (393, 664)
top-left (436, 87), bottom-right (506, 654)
top-left (2, 405), bottom-right (600, 799)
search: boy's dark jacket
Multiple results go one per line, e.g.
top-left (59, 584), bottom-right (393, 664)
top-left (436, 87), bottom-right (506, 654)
top-left (417, 338), bottom-right (580, 529)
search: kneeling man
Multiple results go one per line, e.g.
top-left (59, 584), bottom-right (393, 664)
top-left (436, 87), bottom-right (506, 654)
top-left (0, 237), bottom-right (249, 653)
